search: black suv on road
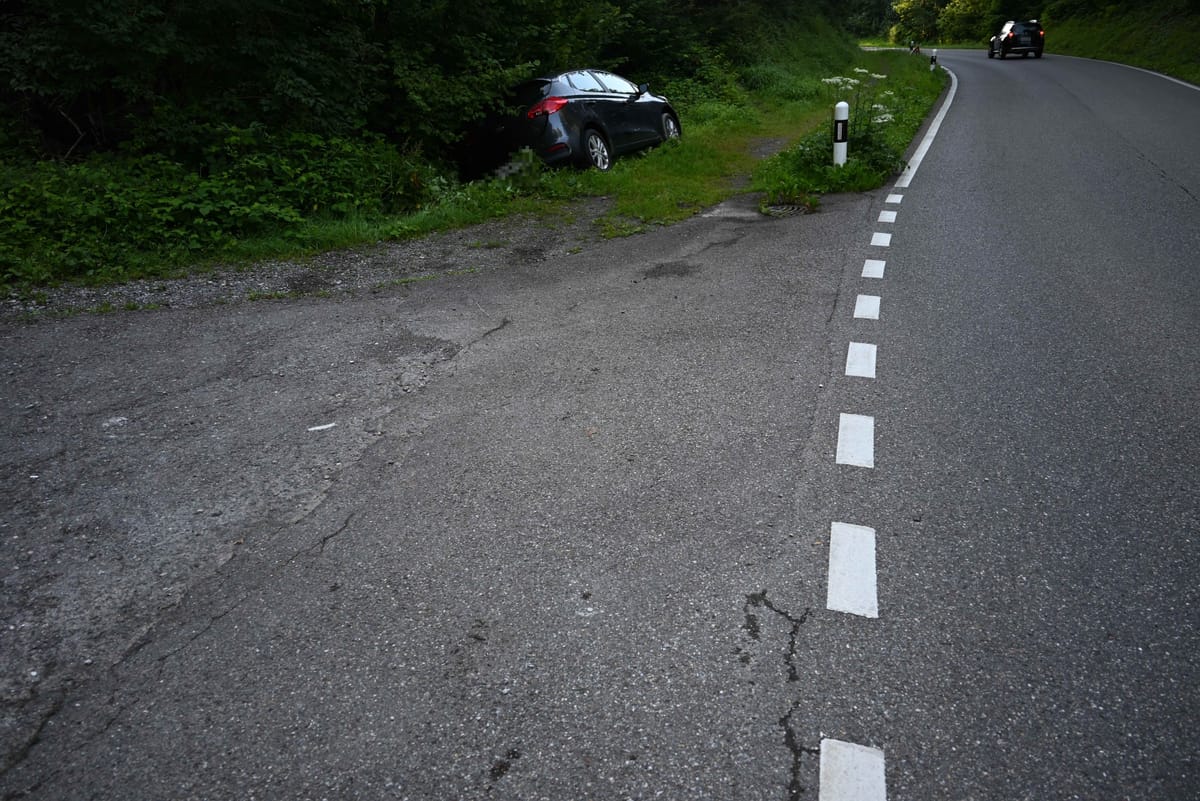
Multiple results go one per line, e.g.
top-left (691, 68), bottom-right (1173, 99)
top-left (988, 20), bottom-right (1045, 59)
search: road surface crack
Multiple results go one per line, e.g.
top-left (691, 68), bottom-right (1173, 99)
top-left (464, 317), bottom-right (511, 350)
top-left (307, 512), bottom-right (356, 556)
top-left (743, 591), bottom-right (816, 800)
top-left (780, 700), bottom-right (820, 801)
top-left (743, 591), bottom-right (810, 683)
top-left (0, 689), bottom-right (65, 782)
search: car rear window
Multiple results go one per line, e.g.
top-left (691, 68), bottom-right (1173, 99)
top-left (565, 71), bottom-right (607, 93)
top-left (595, 72), bottom-right (639, 94)
top-left (512, 80), bottom-right (550, 108)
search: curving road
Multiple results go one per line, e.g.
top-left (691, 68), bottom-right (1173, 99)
top-left (810, 48), bottom-right (1200, 799)
top-left (1, 49), bottom-right (1197, 800)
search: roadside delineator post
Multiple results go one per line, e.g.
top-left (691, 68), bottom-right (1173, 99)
top-left (833, 101), bottom-right (849, 167)
top-left (930, 48), bottom-right (939, 70)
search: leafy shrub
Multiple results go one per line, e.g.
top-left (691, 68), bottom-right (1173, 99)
top-left (753, 58), bottom-right (946, 204)
top-left (658, 54), bottom-right (749, 112)
top-left (0, 129), bottom-right (444, 287)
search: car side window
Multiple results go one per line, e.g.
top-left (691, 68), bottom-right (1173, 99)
top-left (566, 71), bottom-right (607, 93)
top-left (594, 72), bottom-right (638, 95)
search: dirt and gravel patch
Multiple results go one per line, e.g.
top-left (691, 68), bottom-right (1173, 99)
top-left (1, 196), bottom-right (625, 323)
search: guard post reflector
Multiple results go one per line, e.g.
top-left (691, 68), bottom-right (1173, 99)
top-left (833, 101), bottom-right (849, 167)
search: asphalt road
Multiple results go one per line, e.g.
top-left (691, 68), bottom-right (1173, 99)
top-left (1, 50), bottom-right (1197, 800)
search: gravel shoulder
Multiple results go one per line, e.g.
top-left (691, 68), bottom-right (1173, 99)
top-left (1, 197), bottom-right (618, 322)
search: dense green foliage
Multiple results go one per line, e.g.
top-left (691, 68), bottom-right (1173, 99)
top-left (1042, 1), bottom-right (1200, 84)
top-left (2, 0), bottom-right (1194, 292)
top-left (0, 129), bottom-right (441, 284)
top-left (0, 0), bottom-right (838, 161)
top-left (0, 0), bottom-right (856, 289)
top-left (843, 0), bottom-right (1200, 63)
top-left (753, 58), bottom-right (947, 205)
top-left (834, 0), bottom-right (1012, 42)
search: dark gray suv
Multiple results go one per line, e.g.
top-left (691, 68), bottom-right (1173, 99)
top-left (458, 69), bottom-right (681, 178)
top-left (988, 20), bottom-right (1045, 59)
top-left (507, 70), bottom-right (680, 171)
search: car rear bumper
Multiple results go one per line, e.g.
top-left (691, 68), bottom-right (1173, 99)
top-left (511, 116), bottom-right (579, 167)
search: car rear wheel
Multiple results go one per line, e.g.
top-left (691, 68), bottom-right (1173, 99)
top-left (661, 113), bottom-right (681, 141)
top-left (582, 129), bottom-right (611, 171)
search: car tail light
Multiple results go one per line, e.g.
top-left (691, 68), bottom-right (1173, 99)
top-left (527, 97), bottom-right (568, 119)
top-left (1007, 31), bottom-right (1014, 38)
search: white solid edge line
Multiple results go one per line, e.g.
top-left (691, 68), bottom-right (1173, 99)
top-left (870, 232), bottom-right (892, 247)
top-left (820, 739), bottom-right (886, 801)
top-left (895, 65), bottom-right (957, 189)
top-left (862, 259), bottom-right (886, 278)
top-left (854, 295), bottom-right (881, 320)
top-left (827, 522), bottom-right (879, 618)
top-left (1053, 53), bottom-right (1200, 92)
top-left (836, 414), bottom-right (874, 468)
top-left (845, 342), bottom-right (877, 378)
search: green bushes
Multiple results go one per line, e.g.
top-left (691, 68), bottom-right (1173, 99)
top-left (753, 54), bottom-right (947, 205)
top-left (0, 9), bottom-right (950, 293)
top-left (1043, 1), bottom-right (1200, 85)
top-left (0, 130), bottom-right (442, 286)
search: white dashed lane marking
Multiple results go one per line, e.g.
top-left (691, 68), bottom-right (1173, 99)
top-left (816, 69), bottom-right (961, 801)
top-left (820, 739), bottom-right (887, 801)
top-left (854, 295), bottom-right (881, 320)
top-left (836, 414), bottom-right (875, 468)
top-left (827, 522), bottom-right (879, 618)
top-left (845, 342), bottom-right (877, 378)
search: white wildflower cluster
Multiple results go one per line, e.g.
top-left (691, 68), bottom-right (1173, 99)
top-left (853, 67), bottom-right (869, 74)
top-left (871, 73), bottom-right (887, 80)
top-left (822, 76), bottom-right (861, 89)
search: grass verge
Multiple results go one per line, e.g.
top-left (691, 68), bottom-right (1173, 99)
top-left (1045, 4), bottom-right (1200, 85)
top-left (1, 28), bottom-right (950, 294)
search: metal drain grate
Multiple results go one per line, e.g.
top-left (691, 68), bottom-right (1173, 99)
top-left (761, 204), bottom-right (813, 218)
